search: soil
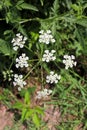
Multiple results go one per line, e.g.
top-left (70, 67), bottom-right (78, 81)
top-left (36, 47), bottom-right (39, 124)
top-left (0, 104), bottom-right (83, 130)
top-left (0, 77), bottom-right (83, 130)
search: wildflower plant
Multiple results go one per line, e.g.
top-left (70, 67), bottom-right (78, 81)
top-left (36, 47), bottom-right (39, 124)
top-left (15, 53), bottom-right (29, 68)
top-left (2, 70), bottom-right (13, 81)
top-left (12, 33), bottom-right (27, 51)
top-left (0, 0), bottom-right (87, 129)
top-left (13, 74), bottom-right (26, 91)
top-left (63, 55), bottom-right (77, 69)
top-left (46, 71), bottom-right (61, 84)
top-left (42, 50), bottom-right (56, 62)
top-left (39, 30), bottom-right (55, 44)
top-left (36, 88), bottom-right (52, 99)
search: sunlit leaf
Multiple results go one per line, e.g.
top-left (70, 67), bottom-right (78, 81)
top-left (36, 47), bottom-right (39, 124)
top-left (19, 3), bottom-right (38, 11)
top-left (32, 113), bottom-right (40, 128)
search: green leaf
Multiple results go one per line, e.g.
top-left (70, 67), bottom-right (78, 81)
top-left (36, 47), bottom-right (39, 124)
top-left (71, 4), bottom-right (79, 11)
top-left (4, 30), bottom-right (12, 35)
top-left (13, 102), bottom-right (24, 110)
top-left (65, 0), bottom-right (72, 9)
top-left (25, 109), bottom-right (34, 119)
top-left (0, 39), bottom-right (11, 56)
top-left (4, 0), bottom-right (12, 7)
top-left (75, 28), bottom-right (85, 48)
top-left (32, 113), bottom-right (40, 128)
top-left (21, 108), bottom-right (28, 121)
top-left (16, 0), bottom-right (24, 5)
top-left (24, 91), bottom-right (30, 105)
top-left (19, 3), bottom-right (38, 11)
top-left (20, 87), bottom-right (36, 97)
top-left (75, 18), bottom-right (87, 28)
top-left (40, 0), bottom-right (44, 6)
top-left (34, 106), bottom-right (44, 114)
top-left (27, 87), bottom-right (36, 94)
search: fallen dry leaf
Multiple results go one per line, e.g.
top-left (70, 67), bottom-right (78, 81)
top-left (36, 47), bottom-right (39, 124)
top-left (0, 105), bottom-right (13, 130)
top-left (43, 104), bottom-right (61, 130)
top-left (0, 104), bottom-right (26, 130)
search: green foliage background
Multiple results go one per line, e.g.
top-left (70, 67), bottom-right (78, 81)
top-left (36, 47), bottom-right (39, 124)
top-left (0, 0), bottom-right (87, 129)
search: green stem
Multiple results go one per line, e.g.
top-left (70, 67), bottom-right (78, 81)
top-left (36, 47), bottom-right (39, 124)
top-left (41, 65), bottom-right (44, 89)
top-left (23, 61), bottom-right (41, 80)
top-left (19, 16), bottom-right (64, 24)
top-left (28, 59), bottom-right (39, 62)
top-left (9, 53), bottom-right (18, 70)
top-left (69, 69), bottom-right (87, 83)
top-left (25, 45), bottom-right (39, 58)
top-left (19, 17), bottom-right (41, 24)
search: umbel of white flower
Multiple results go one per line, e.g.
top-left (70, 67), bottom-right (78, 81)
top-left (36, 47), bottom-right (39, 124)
top-left (11, 33), bottom-right (27, 51)
top-left (39, 30), bottom-right (55, 44)
top-left (42, 50), bottom-right (56, 62)
top-left (36, 88), bottom-right (52, 99)
top-left (13, 74), bottom-right (26, 91)
top-left (16, 53), bottom-right (29, 68)
top-left (63, 55), bottom-right (77, 69)
top-left (46, 71), bottom-right (61, 84)
top-left (3, 70), bottom-right (13, 81)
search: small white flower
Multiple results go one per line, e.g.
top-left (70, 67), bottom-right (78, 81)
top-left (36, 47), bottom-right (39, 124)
top-left (13, 46), bottom-right (19, 51)
top-left (39, 30), bottom-right (44, 34)
top-left (11, 33), bottom-right (27, 51)
top-left (63, 54), bottom-right (77, 69)
top-left (36, 88), bottom-right (52, 99)
top-left (42, 50), bottom-right (56, 62)
top-left (3, 70), bottom-right (13, 81)
top-left (46, 30), bottom-right (51, 34)
top-left (39, 30), bottom-right (55, 44)
top-left (18, 87), bottom-right (22, 91)
top-left (15, 53), bottom-right (29, 68)
top-left (13, 74), bottom-right (26, 91)
top-left (46, 71), bottom-right (61, 84)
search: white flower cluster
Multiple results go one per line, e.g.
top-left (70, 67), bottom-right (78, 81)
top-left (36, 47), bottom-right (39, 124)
top-left (11, 33), bottom-right (29, 91)
top-left (11, 33), bottom-right (27, 51)
top-left (3, 70), bottom-right (13, 81)
top-left (39, 30), bottom-right (55, 44)
top-left (16, 53), bottom-right (29, 68)
top-left (42, 50), bottom-right (56, 62)
top-left (36, 88), bottom-right (52, 99)
top-left (63, 55), bottom-right (77, 69)
top-left (39, 30), bottom-right (61, 84)
top-left (46, 71), bottom-right (61, 84)
top-left (13, 74), bottom-right (26, 91)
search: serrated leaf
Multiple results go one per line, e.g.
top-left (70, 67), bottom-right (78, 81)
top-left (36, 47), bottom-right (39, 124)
top-left (0, 39), bottom-right (11, 56)
top-left (21, 108), bottom-right (27, 121)
top-left (20, 87), bottom-right (36, 97)
top-left (16, 0), bottom-right (24, 5)
top-left (71, 4), bottom-right (79, 11)
top-left (32, 113), bottom-right (40, 128)
top-left (25, 109), bottom-right (34, 119)
top-left (76, 18), bottom-right (87, 28)
top-left (24, 91), bottom-right (30, 105)
top-left (18, 25), bottom-right (27, 36)
top-left (4, 30), bottom-right (12, 35)
top-left (19, 3), bottom-right (38, 11)
top-left (13, 102), bottom-right (24, 109)
top-left (4, 0), bottom-right (12, 7)
top-left (35, 106), bottom-right (44, 114)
